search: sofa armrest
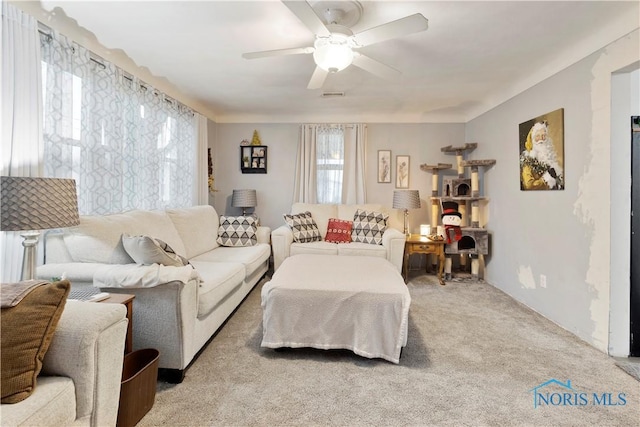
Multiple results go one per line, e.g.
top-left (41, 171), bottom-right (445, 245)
top-left (271, 225), bottom-right (294, 270)
top-left (382, 227), bottom-right (407, 272)
top-left (37, 262), bottom-right (108, 287)
top-left (256, 226), bottom-right (271, 244)
top-left (41, 300), bottom-right (128, 426)
top-left (101, 279), bottom-right (198, 371)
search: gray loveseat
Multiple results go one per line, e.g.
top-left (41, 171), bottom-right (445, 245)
top-left (37, 205), bottom-right (271, 382)
top-left (1, 300), bottom-right (128, 426)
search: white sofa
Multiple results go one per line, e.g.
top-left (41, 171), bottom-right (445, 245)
top-left (36, 205), bottom-right (271, 382)
top-left (271, 203), bottom-right (406, 271)
top-left (1, 301), bottom-right (128, 427)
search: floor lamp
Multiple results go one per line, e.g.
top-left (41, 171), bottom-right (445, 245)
top-left (393, 189), bottom-right (421, 235)
top-left (1, 177), bottom-right (80, 280)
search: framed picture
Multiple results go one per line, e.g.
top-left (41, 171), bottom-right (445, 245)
top-left (396, 155), bottom-right (410, 188)
top-left (378, 150), bottom-right (391, 183)
top-left (519, 108), bottom-right (564, 191)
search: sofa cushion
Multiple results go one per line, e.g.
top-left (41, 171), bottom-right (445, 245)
top-left (291, 203), bottom-right (337, 238)
top-left (290, 241), bottom-right (338, 257)
top-left (216, 215), bottom-right (257, 247)
top-left (189, 261), bottom-right (246, 318)
top-left (190, 244), bottom-right (271, 278)
top-left (63, 210), bottom-right (184, 264)
top-left (337, 242), bottom-right (387, 258)
top-left (283, 211), bottom-right (322, 243)
top-left (1, 280), bottom-right (70, 403)
top-left (121, 234), bottom-right (189, 267)
top-left (324, 218), bottom-right (353, 244)
top-left (166, 205), bottom-right (220, 259)
top-left (0, 376), bottom-right (76, 426)
top-left (351, 209), bottom-right (389, 245)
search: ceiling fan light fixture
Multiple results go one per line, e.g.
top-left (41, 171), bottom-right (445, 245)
top-left (313, 36), bottom-right (353, 73)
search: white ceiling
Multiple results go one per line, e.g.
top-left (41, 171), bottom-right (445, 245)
top-left (33, 1), bottom-right (640, 123)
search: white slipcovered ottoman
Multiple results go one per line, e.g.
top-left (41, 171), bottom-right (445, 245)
top-left (261, 254), bottom-right (411, 363)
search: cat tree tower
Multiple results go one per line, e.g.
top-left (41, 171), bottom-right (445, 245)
top-left (420, 143), bottom-right (496, 280)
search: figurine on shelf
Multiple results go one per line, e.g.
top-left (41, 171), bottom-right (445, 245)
top-left (251, 130), bottom-right (261, 145)
top-left (240, 139), bottom-right (250, 146)
top-left (441, 201), bottom-right (462, 244)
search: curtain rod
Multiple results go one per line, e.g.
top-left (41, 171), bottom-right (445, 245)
top-left (36, 22), bottom-right (193, 116)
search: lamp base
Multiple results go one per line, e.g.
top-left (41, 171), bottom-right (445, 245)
top-left (403, 209), bottom-right (410, 236)
top-left (20, 231), bottom-right (40, 281)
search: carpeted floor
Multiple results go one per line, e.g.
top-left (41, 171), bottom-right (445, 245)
top-left (138, 273), bottom-right (640, 426)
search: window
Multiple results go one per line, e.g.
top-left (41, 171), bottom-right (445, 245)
top-left (316, 126), bottom-right (344, 204)
top-left (39, 29), bottom-right (196, 215)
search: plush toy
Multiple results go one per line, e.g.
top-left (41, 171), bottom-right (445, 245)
top-left (441, 201), bottom-right (462, 244)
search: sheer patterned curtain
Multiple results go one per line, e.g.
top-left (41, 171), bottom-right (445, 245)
top-left (316, 125), bottom-right (344, 204)
top-left (1, 3), bottom-right (44, 282)
top-left (293, 124), bottom-right (367, 204)
top-left (40, 28), bottom-right (197, 215)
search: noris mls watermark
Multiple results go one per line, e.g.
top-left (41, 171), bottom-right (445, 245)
top-left (529, 379), bottom-right (627, 409)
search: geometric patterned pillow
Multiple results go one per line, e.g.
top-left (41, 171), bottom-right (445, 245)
top-left (325, 218), bottom-right (352, 244)
top-left (216, 215), bottom-right (258, 247)
top-left (351, 209), bottom-right (389, 245)
top-left (121, 234), bottom-right (189, 266)
top-left (283, 211), bottom-right (322, 243)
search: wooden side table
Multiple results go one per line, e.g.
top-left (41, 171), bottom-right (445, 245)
top-left (403, 234), bottom-right (445, 285)
top-left (100, 293), bottom-right (135, 353)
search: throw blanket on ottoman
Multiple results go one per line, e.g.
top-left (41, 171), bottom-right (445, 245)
top-left (261, 254), bottom-right (411, 363)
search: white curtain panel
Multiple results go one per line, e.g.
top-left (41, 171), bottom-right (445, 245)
top-left (1, 3), bottom-right (44, 282)
top-left (293, 123), bottom-right (367, 204)
top-left (293, 124), bottom-right (319, 203)
top-left (40, 29), bottom-right (197, 215)
top-left (195, 113), bottom-right (208, 205)
top-left (342, 123), bottom-right (367, 204)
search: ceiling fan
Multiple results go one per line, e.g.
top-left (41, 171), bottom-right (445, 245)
top-left (242, 1), bottom-right (429, 89)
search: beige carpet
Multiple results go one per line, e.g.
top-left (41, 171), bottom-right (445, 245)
top-left (138, 273), bottom-right (640, 426)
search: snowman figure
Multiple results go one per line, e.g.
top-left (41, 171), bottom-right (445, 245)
top-left (441, 201), bottom-right (462, 244)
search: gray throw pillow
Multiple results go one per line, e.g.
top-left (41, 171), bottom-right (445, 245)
top-left (121, 234), bottom-right (189, 266)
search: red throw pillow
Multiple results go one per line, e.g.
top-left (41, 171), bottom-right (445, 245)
top-left (325, 218), bottom-right (353, 244)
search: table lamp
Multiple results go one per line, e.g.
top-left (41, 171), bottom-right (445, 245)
top-left (1, 177), bottom-right (80, 280)
top-left (231, 189), bottom-right (257, 216)
top-left (393, 189), bottom-right (421, 235)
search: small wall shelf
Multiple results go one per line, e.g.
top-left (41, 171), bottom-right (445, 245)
top-left (241, 145), bottom-right (267, 174)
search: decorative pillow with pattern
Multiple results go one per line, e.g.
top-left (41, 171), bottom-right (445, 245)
top-left (1, 280), bottom-right (70, 403)
top-left (122, 234), bottom-right (189, 266)
top-left (283, 211), bottom-right (322, 243)
top-left (216, 215), bottom-right (258, 247)
top-left (351, 209), bottom-right (389, 245)
top-left (325, 218), bottom-right (353, 244)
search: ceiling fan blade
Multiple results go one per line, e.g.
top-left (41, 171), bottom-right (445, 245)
top-left (242, 46), bottom-right (313, 59)
top-left (352, 13), bottom-right (428, 47)
top-left (282, 1), bottom-right (331, 37)
top-left (351, 53), bottom-right (401, 80)
top-left (307, 66), bottom-right (328, 89)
